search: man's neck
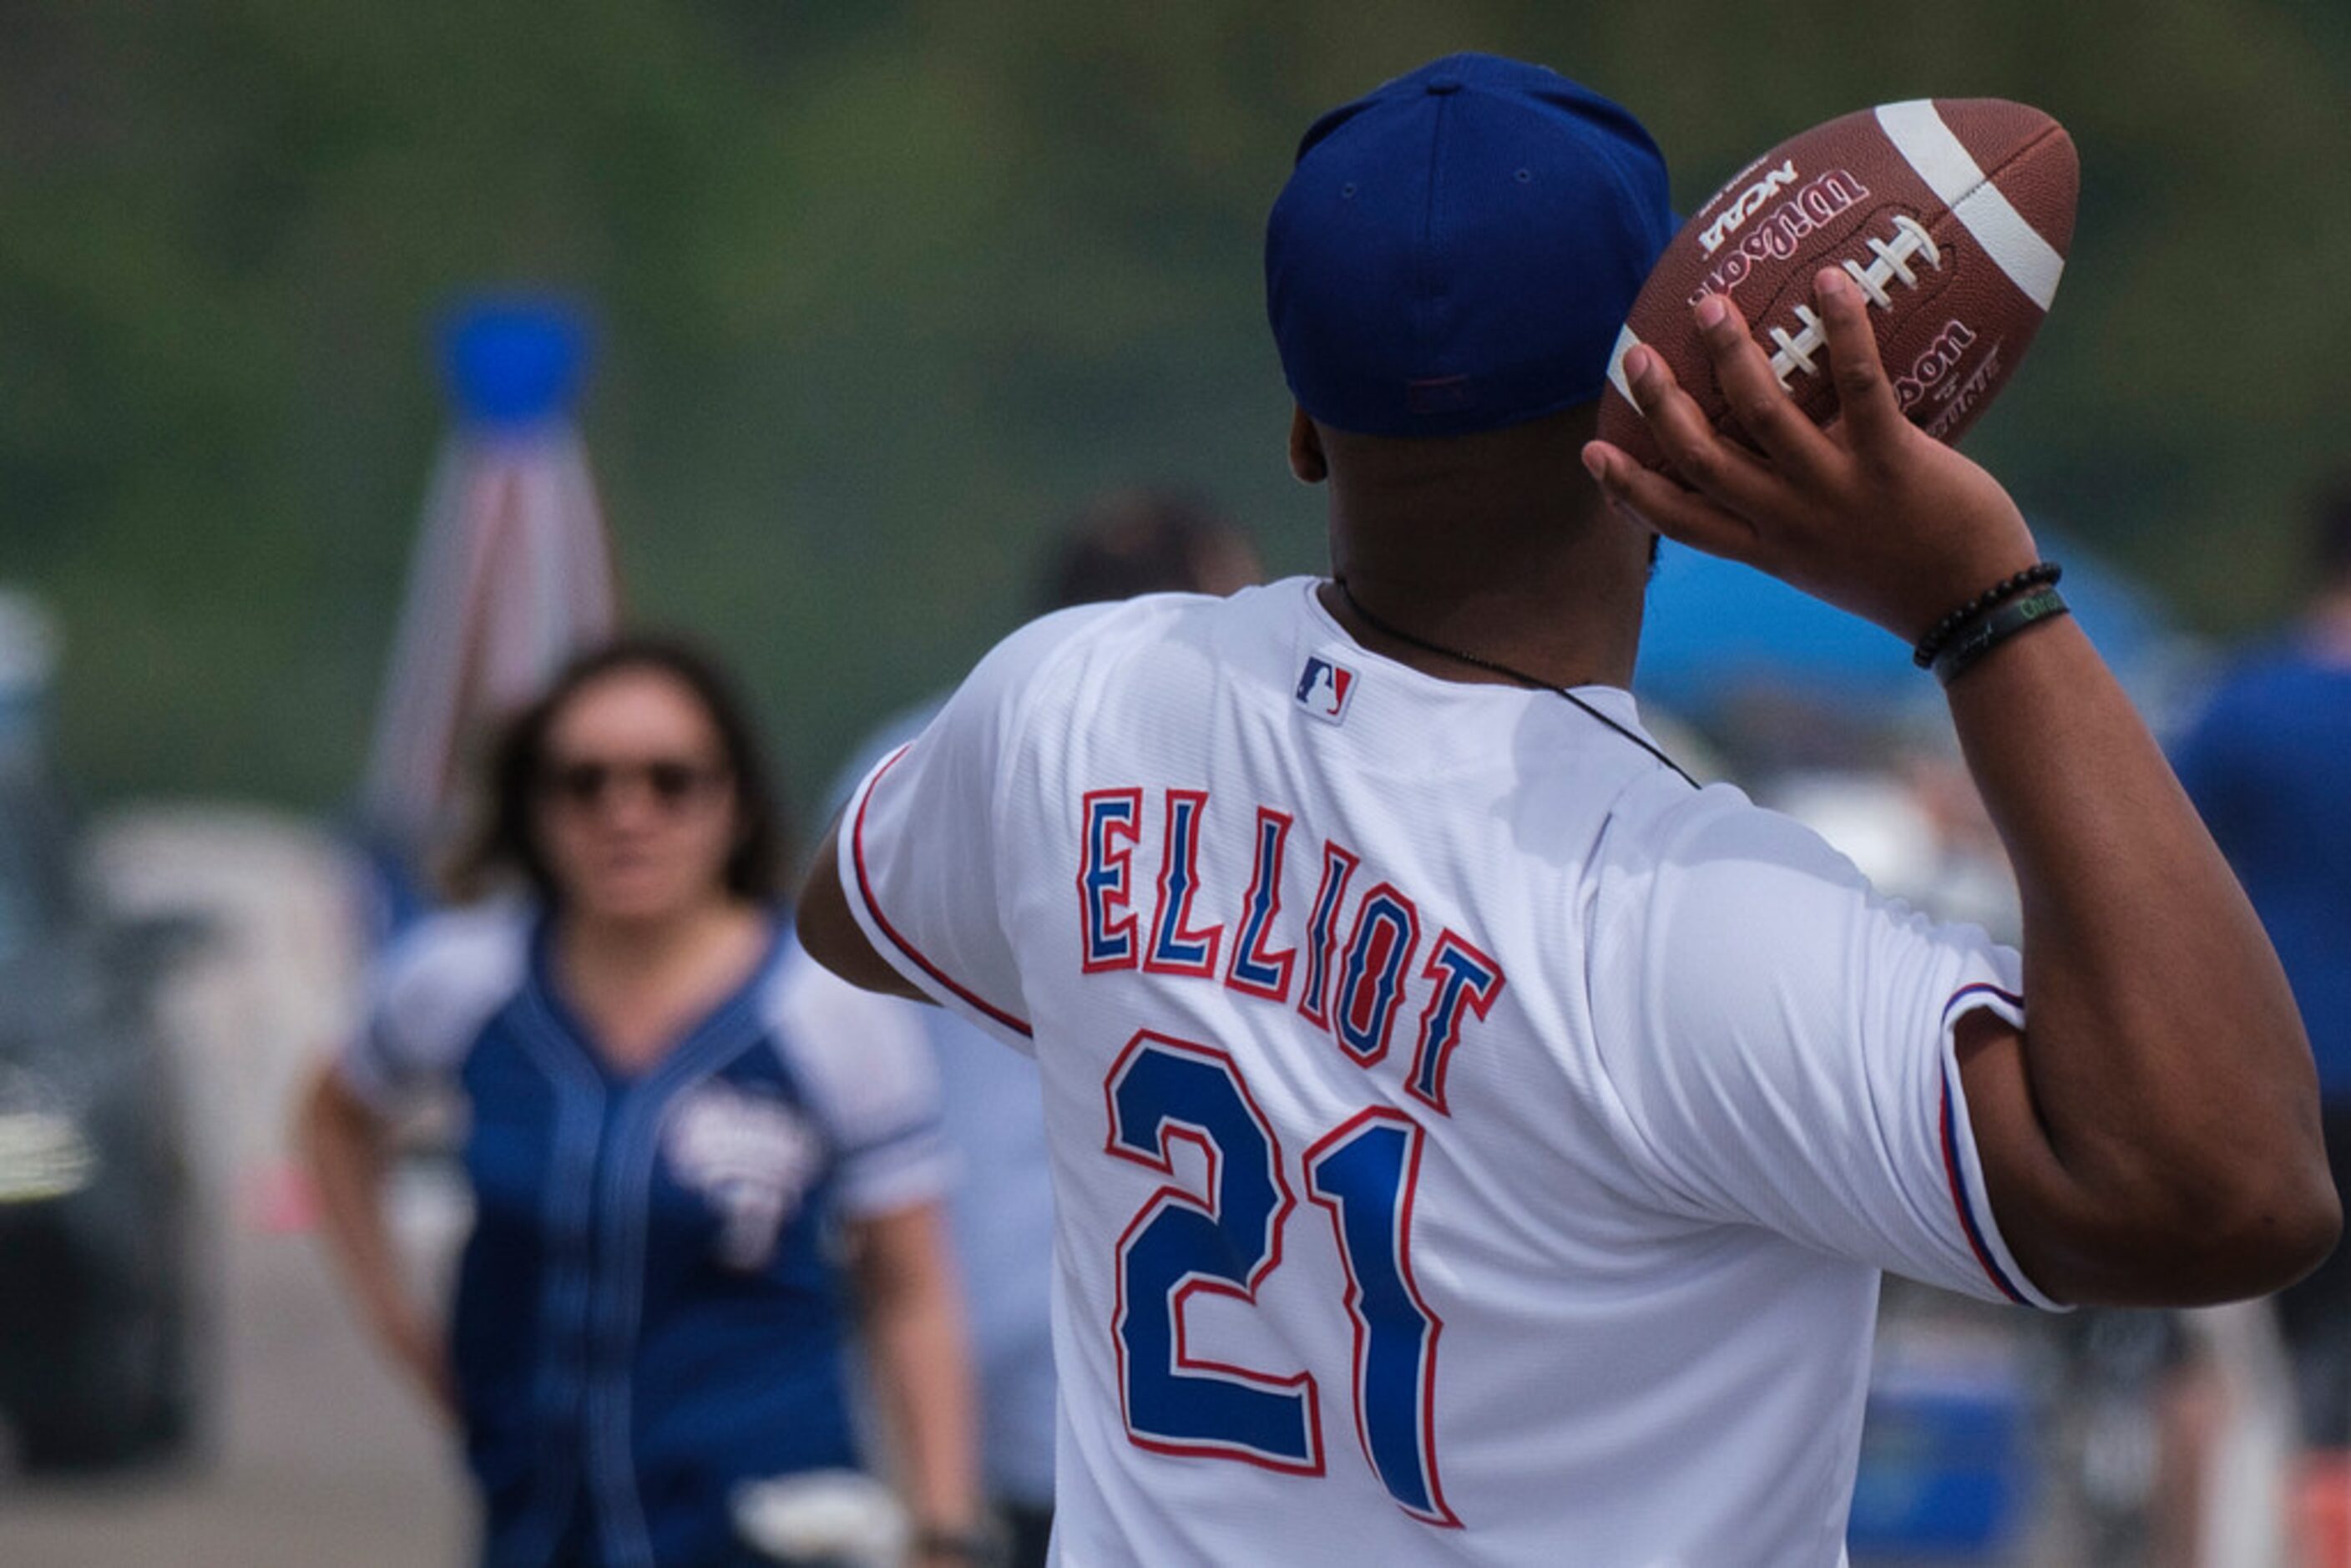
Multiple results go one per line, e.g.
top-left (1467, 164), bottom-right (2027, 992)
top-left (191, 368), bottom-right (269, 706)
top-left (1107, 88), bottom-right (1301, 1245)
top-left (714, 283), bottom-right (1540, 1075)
top-left (1306, 403), bottom-right (1649, 690)
top-left (1322, 503), bottom-right (1649, 691)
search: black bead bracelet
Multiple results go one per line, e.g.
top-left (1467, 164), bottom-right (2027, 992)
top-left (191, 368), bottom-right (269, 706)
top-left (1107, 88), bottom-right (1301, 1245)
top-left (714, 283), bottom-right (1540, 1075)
top-left (1912, 561), bottom-right (2063, 669)
top-left (1931, 584), bottom-right (2072, 686)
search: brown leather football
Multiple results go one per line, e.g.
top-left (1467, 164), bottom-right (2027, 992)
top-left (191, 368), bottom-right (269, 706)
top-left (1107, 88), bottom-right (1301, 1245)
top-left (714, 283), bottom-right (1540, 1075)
top-left (1596, 99), bottom-right (2077, 468)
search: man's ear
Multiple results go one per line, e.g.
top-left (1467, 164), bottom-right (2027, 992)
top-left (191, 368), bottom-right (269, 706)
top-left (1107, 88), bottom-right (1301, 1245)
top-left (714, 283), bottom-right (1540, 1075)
top-left (1287, 407), bottom-right (1328, 485)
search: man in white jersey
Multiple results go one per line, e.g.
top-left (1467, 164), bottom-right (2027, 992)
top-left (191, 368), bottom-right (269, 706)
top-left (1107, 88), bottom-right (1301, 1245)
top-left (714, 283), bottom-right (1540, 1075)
top-left (800, 52), bottom-right (2337, 1565)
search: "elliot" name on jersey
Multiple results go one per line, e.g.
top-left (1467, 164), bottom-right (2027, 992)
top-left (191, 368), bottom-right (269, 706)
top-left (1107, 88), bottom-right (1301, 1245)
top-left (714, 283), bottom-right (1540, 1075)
top-left (1076, 787), bottom-right (1507, 1116)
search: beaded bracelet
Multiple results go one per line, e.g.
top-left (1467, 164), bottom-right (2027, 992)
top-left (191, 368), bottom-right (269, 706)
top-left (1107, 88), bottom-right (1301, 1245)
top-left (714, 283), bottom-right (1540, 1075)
top-left (1931, 585), bottom-right (2071, 686)
top-left (1912, 561), bottom-right (2063, 669)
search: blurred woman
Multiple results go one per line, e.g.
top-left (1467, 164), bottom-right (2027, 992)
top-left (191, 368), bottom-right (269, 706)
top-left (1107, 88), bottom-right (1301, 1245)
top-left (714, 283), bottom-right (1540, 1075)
top-left (300, 636), bottom-right (981, 1566)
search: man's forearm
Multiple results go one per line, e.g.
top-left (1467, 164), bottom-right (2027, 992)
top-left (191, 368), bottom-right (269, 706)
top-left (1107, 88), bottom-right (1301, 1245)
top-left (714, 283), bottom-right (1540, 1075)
top-left (1947, 614), bottom-right (2334, 1301)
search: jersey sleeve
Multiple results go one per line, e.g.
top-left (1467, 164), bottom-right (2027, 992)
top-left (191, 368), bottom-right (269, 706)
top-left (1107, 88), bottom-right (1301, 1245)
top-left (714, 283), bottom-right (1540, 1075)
top-left (836, 604), bottom-right (1116, 1053)
top-left (336, 904), bottom-right (531, 1114)
top-left (766, 947), bottom-right (954, 1219)
top-left (1587, 785), bottom-right (2060, 1310)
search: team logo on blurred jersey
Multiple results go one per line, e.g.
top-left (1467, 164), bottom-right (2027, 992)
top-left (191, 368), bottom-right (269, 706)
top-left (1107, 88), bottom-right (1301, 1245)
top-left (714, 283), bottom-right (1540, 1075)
top-left (1296, 656), bottom-right (1356, 724)
top-left (663, 1083), bottom-right (822, 1272)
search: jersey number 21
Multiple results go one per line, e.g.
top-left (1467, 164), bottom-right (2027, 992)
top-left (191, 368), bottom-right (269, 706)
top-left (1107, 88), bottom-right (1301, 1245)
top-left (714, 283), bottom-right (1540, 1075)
top-left (1106, 1031), bottom-right (1458, 1527)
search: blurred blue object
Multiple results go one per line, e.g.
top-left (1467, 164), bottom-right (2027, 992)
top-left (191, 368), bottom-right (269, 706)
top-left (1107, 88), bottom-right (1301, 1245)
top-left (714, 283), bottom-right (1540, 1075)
top-left (1636, 530), bottom-right (2172, 717)
top-left (1848, 1357), bottom-right (2032, 1559)
top-left (438, 295), bottom-right (593, 428)
top-left (359, 292), bottom-right (618, 921)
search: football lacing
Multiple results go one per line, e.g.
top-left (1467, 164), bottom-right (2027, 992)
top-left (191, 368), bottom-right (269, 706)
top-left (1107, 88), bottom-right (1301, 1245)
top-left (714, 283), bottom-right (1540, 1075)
top-left (1766, 214), bottom-right (1942, 387)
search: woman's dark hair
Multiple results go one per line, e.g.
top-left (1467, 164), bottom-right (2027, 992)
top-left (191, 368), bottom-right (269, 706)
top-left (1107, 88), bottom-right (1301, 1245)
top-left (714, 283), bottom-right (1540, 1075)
top-left (446, 635), bottom-right (791, 908)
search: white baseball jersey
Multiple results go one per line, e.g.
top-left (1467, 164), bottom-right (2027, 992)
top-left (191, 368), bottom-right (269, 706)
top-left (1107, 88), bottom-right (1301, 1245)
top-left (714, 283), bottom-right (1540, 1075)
top-left (838, 578), bottom-right (2054, 1567)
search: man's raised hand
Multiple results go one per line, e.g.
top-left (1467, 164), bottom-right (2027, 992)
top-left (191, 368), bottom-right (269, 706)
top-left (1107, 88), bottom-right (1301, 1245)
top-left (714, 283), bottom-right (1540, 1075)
top-left (1582, 267), bottom-right (2041, 644)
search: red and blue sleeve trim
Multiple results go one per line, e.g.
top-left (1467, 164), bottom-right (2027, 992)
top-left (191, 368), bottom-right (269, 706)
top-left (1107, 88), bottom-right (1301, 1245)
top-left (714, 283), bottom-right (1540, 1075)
top-left (1938, 1072), bottom-right (2029, 1305)
top-left (1940, 981), bottom-right (2025, 1030)
top-left (850, 746), bottom-right (1034, 1040)
top-left (1937, 981), bottom-right (2030, 1305)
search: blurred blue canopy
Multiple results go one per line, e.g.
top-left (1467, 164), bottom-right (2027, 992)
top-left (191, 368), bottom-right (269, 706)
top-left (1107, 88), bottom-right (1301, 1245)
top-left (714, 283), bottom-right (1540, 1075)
top-left (438, 295), bottom-right (594, 429)
top-left (1634, 529), bottom-right (2172, 718)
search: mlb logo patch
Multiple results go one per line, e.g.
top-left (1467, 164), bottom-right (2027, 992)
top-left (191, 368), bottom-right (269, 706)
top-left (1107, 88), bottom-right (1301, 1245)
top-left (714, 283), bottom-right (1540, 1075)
top-left (1295, 655), bottom-right (1356, 725)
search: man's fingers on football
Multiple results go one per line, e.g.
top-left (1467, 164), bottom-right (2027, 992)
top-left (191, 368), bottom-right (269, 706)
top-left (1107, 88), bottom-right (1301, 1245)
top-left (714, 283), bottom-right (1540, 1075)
top-left (1585, 443), bottom-right (1762, 564)
top-left (1625, 345), bottom-right (1784, 515)
top-left (1813, 268), bottom-right (1905, 450)
top-left (1693, 291), bottom-right (1834, 482)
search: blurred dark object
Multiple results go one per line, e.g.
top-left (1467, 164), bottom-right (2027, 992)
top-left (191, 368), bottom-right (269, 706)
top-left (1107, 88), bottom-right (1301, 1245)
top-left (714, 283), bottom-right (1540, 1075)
top-left (2045, 1309), bottom-right (2194, 1567)
top-left (1037, 486), bottom-right (1260, 610)
top-left (0, 610), bottom-right (208, 1472)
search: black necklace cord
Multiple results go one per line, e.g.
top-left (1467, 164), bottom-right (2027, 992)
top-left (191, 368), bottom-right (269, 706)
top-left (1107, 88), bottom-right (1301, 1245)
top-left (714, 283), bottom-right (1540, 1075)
top-left (1330, 577), bottom-right (1698, 791)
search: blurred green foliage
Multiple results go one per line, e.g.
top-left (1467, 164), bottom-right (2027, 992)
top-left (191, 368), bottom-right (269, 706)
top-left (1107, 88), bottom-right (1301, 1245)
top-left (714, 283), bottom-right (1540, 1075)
top-left (3, 1), bottom-right (2348, 809)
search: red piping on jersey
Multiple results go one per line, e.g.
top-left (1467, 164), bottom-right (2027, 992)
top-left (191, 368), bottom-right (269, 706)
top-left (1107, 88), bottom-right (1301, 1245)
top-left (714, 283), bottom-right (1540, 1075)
top-left (1937, 983), bottom-right (2030, 1305)
top-left (851, 746), bottom-right (1034, 1039)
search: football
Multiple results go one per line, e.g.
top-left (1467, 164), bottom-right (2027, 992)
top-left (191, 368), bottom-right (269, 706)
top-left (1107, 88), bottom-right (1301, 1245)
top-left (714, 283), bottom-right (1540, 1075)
top-left (1597, 99), bottom-right (2078, 468)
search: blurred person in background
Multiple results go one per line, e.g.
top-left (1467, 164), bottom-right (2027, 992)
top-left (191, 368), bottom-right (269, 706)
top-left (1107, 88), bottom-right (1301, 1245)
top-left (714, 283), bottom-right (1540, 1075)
top-left (2173, 478), bottom-right (2351, 1554)
top-left (821, 488), bottom-right (1261, 1567)
top-left (299, 636), bottom-right (982, 1567)
top-left (1033, 485), bottom-right (1264, 614)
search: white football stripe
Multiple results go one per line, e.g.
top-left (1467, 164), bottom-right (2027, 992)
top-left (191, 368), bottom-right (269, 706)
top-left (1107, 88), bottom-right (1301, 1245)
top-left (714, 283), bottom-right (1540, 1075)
top-left (1949, 185), bottom-right (2066, 311)
top-left (1606, 324), bottom-right (1642, 407)
top-left (1873, 100), bottom-right (1981, 208)
top-left (1874, 99), bottom-right (2065, 312)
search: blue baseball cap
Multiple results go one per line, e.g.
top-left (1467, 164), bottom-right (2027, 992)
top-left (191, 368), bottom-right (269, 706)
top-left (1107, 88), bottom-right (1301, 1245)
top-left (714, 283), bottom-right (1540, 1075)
top-left (1266, 53), bottom-right (1675, 438)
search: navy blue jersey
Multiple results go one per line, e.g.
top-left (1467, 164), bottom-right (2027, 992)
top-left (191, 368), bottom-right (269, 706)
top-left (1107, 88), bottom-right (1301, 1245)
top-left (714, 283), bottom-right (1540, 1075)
top-left (339, 904), bottom-right (950, 1567)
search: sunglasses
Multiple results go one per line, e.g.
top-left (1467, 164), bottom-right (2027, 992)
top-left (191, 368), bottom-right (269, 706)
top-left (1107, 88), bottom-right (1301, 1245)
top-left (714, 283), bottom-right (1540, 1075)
top-left (538, 757), bottom-right (731, 812)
